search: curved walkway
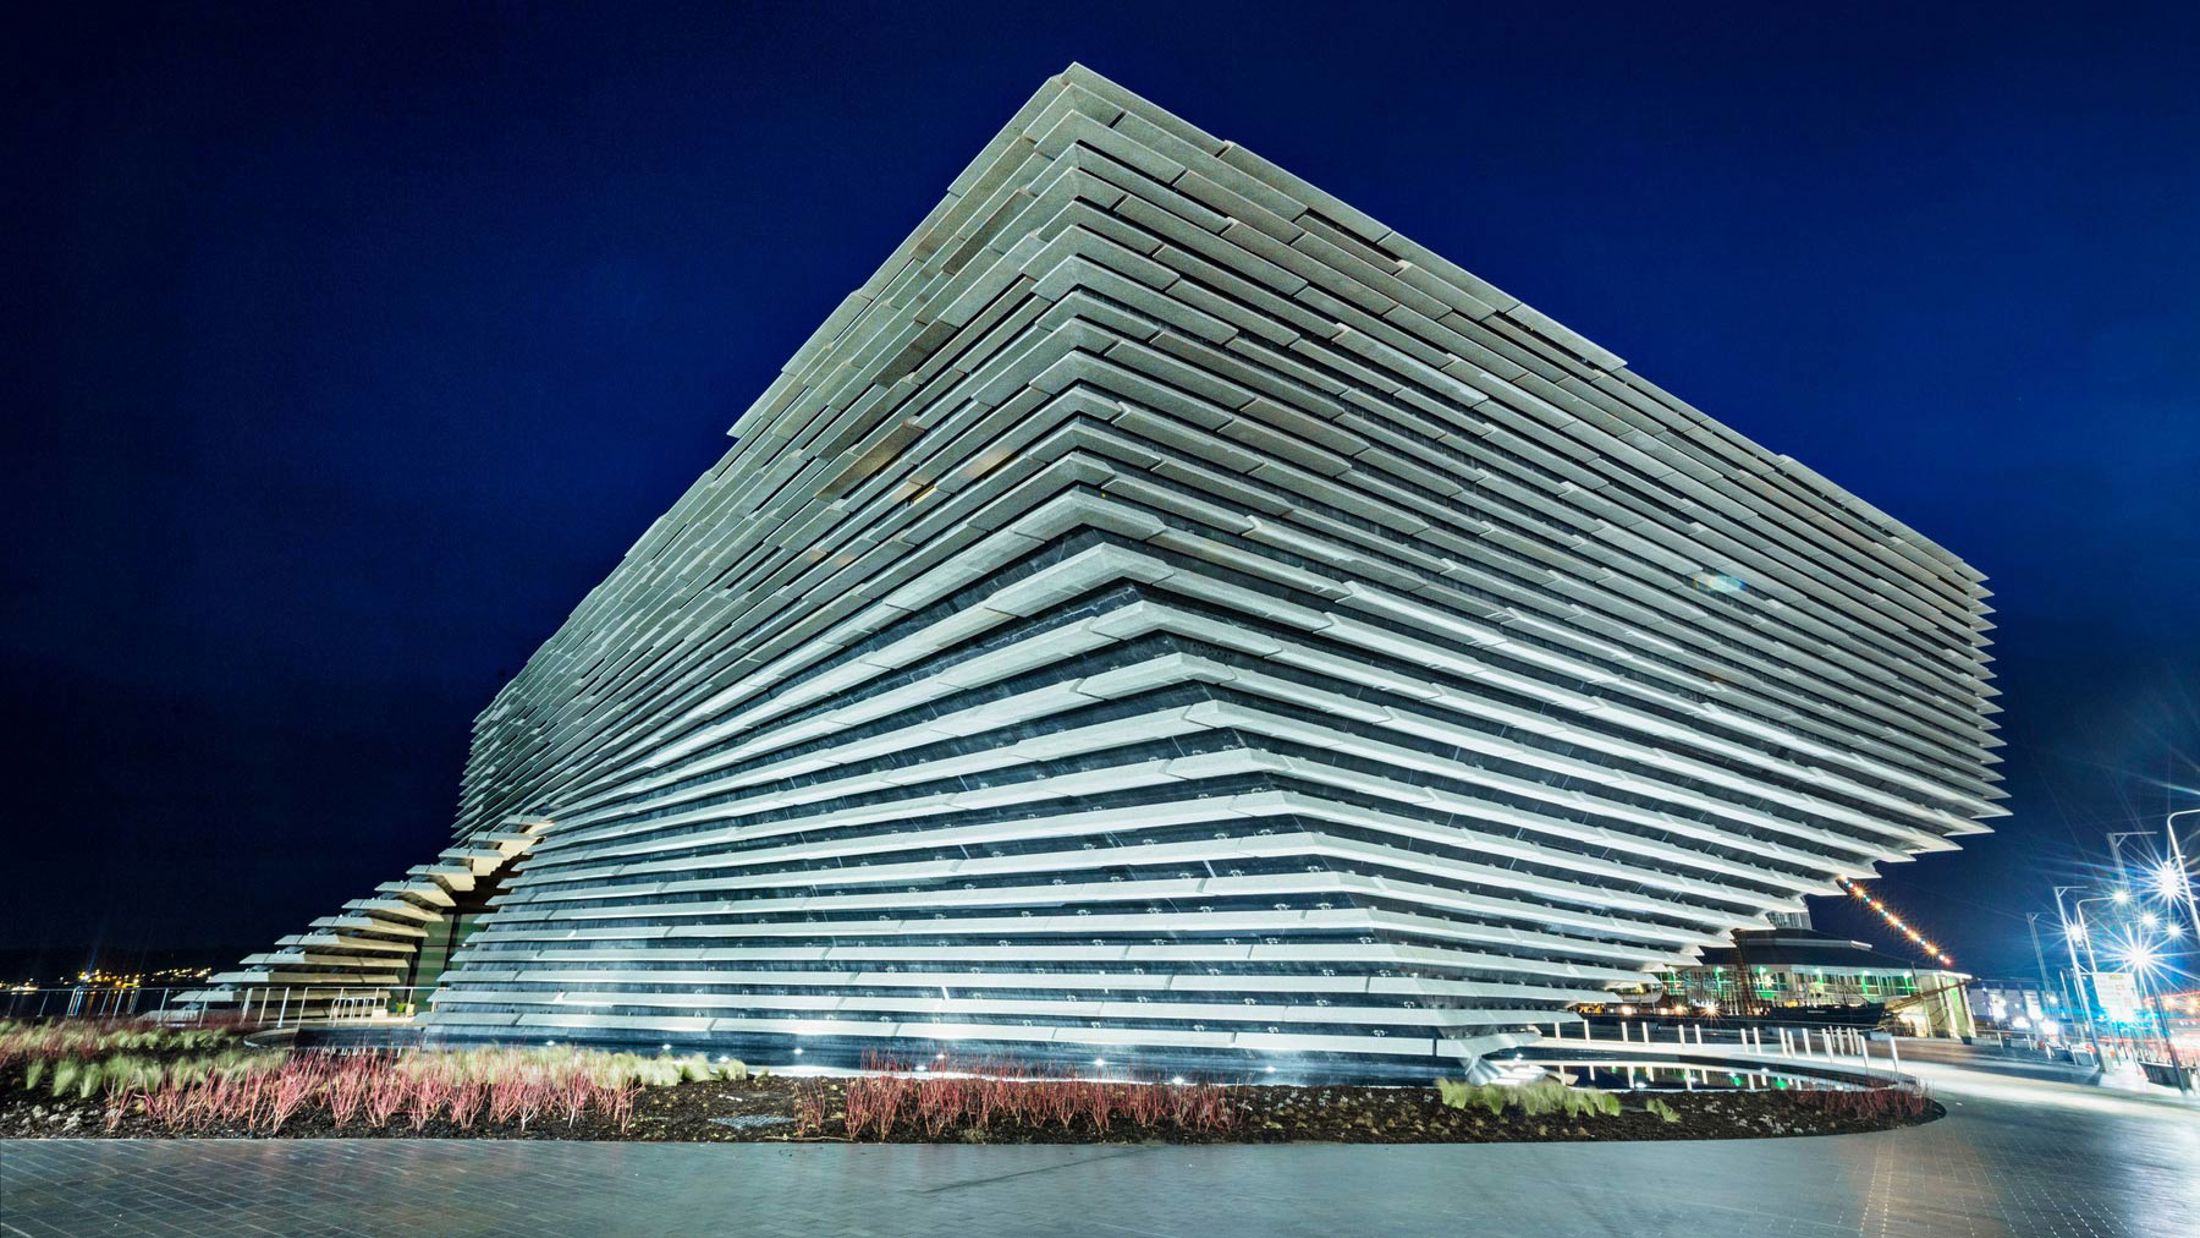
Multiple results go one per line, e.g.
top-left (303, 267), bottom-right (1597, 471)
top-left (3, 1060), bottom-right (2195, 1236)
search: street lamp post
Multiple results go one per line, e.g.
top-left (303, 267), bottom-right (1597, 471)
top-left (2108, 831), bottom-right (2151, 889)
top-left (2025, 912), bottom-right (2071, 1029)
top-left (2072, 889), bottom-right (2140, 1065)
top-left (2136, 956), bottom-right (2193, 1094)
top-left (2052, 886), bottom-right (2105, 1071)
top-left (2165, 808), bottom-right (2200, 944)
top-left (2071, 892), bottom-right (2122, 991)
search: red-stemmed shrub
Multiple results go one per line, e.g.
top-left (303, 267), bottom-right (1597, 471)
top-left (263, 1060), bottom-right (323, 1134)
top-left (364, 1069), bottom-right (409, 1128)
top-left (448, 1080), bottom-right (486, 1131)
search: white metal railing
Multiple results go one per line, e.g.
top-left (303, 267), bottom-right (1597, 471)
top-left (1540, 1019), bottom-right (1899, 1080)
top-left (0, 984), bottom-right (440, 1029)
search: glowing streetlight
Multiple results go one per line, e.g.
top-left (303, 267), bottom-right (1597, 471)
top-left (2154, 859), bottom-right (2187, 903)
top-left (2111, 889), bottom-right (2132, 905)
top-left (2167, 809), bottom-right (2200, 944)
top-left (2118, 939), bottom-right (2161, 977)
top-left (2052, 885), bottom-right (2105, 1068)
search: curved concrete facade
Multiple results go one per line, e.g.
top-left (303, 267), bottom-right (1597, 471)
top-left (202, 67), bottom-right (2002, 1080)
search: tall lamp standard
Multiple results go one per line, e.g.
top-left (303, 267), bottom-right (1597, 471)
top-left (2025, 912), bottom-right (2056, 1003)
top-left (2164, 808), bottom-right (2200, 943)
top-left (2120, 933), bottom-right (2194, 1095)
top-left (2053, 885), bottom-right (2106, 1070)
top-left (2071, 887), bottom-right (2154, 1071)
top-left (2071, 890), bottom-right (2124, 987)
top-left (2108, 831), bottom-right (2152, 889)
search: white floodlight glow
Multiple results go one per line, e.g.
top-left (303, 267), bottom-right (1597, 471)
top-left (2155, 860), bottom-right (2188, 902)
top-left (2119, 941), bottom-right (2161, 975)
top-left (2112, 889), bottom-right (2132, 904)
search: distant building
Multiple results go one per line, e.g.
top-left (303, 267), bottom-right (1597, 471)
top-left (1965, 978), bottom-right (2074, 1035)
top-left (1660, 926), bottom-right (1974, 1038)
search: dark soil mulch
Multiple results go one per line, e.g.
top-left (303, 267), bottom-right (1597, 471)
top-left (0, 1077), bottom-right (1940, 1144)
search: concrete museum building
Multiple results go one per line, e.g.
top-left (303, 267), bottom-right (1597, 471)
top-left (185, 67), bottom-right (2003, 1082)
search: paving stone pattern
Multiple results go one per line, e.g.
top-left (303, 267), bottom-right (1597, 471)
top-left (4, 1086), bottom-right (2194, 1237)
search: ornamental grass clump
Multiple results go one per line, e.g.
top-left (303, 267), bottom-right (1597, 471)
top-left (32, 1041), bottom-right (717, 1138)
top-left (0, 1019), bottom-right (245, 1074)
top-left (1435, 1077), bottom-right (1618, 1120)
top-left (817, 1054), bottom-right (1237, 1141)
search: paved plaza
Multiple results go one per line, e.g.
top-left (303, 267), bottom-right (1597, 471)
top-left (3, 1058), bottom-right (2195, 1237)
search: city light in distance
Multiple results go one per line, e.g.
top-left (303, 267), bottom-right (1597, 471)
top-left (1837, 877), bottom-right (1956, 967)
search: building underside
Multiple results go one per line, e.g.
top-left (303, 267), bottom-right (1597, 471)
top-left (182, 66), bottom-right (2003, 1081)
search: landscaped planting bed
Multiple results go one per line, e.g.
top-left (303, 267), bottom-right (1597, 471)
top-left (0, 1022), bottom-right (1939, 1144)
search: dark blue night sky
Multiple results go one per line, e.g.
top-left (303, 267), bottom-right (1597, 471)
top-left (6, 3), bottom-right (2197, 980)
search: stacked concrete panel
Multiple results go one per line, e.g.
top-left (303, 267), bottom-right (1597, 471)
top-left (207, 67), bottom-right (2003, 1080)
top-left (175, 820), bottom-right (547, 1022)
